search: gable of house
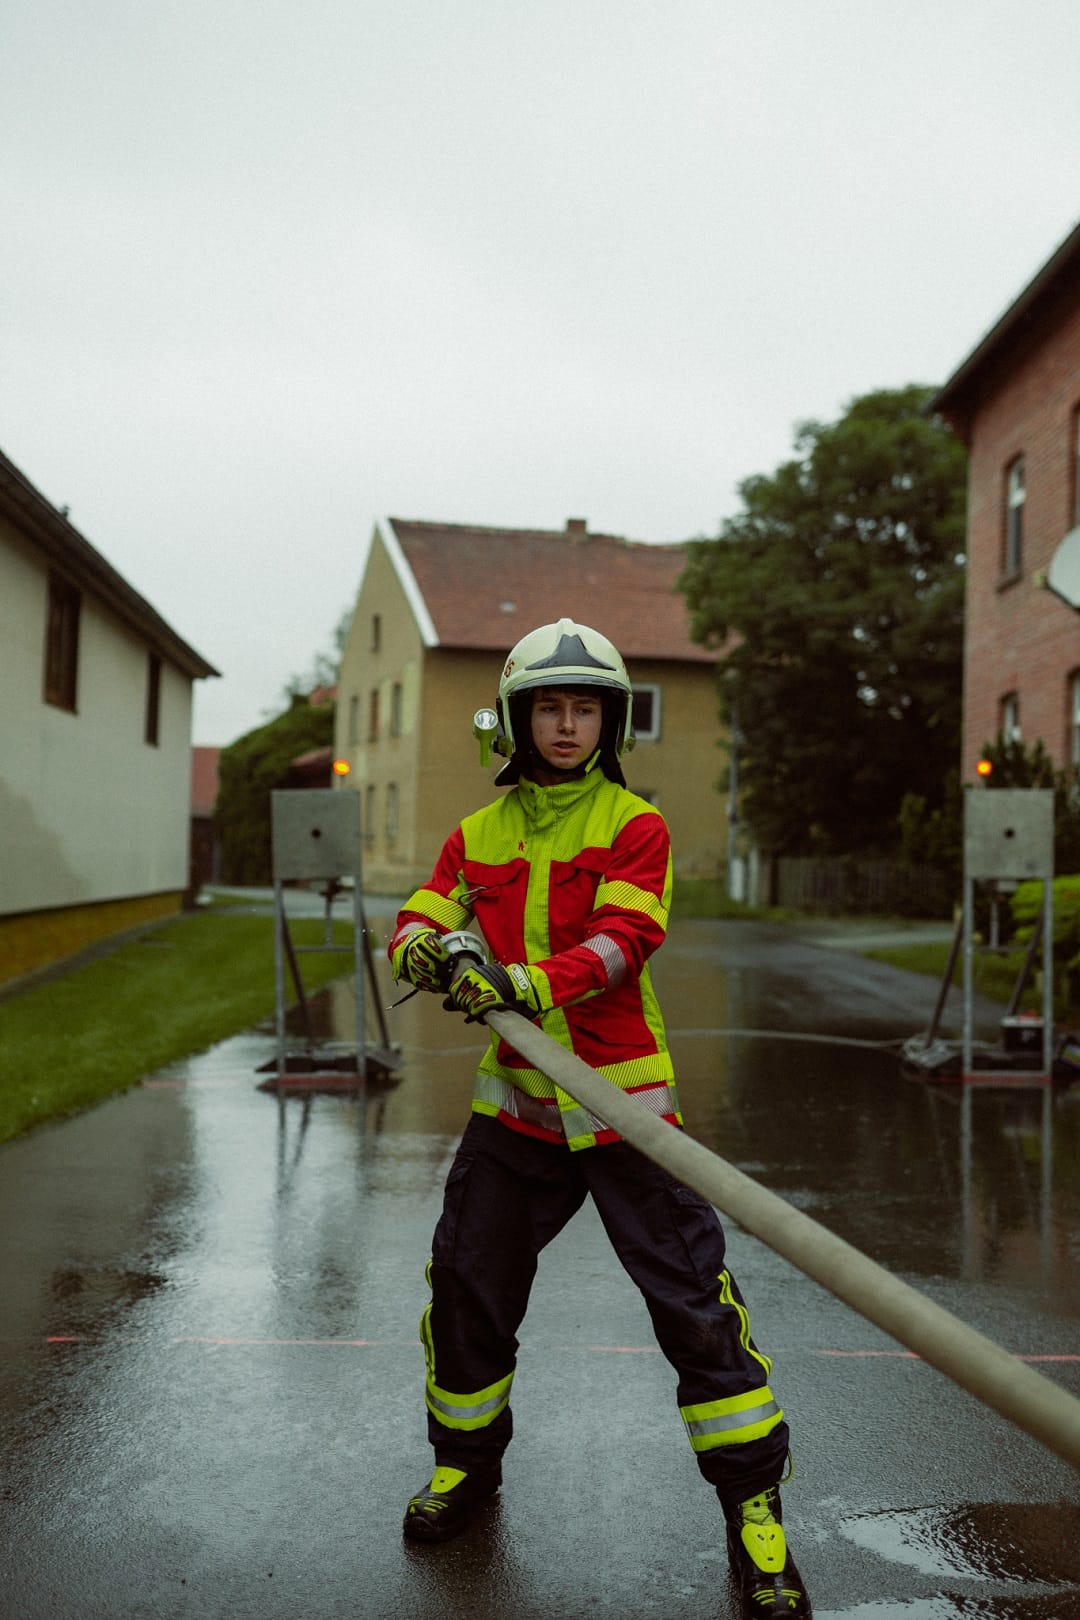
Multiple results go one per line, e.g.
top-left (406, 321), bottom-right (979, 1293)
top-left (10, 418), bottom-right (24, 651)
top-left (0, 446), bottom-right (218, 984)
top-left (335, 517), bottom-right (723, 895)
top-left (931, 222), bottom-right (1080, 777)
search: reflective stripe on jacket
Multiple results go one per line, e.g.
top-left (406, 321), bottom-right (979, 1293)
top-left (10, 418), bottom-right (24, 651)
top-left (388, 761), bottom-right (682, 1150)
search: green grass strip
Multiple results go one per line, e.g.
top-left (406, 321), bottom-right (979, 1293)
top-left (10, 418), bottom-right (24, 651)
top-left (669, 878), bottom-right (781, 920)
top-left (0, 910), bottom-right (354, 1145)
top-left (863, 940), bottom-right (1068, 1015)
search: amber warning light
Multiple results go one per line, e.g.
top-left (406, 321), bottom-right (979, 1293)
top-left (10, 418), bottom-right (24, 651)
top-left (976, 758), bottom-right (993, 779)
top-left (332, 758), bottom-right (351, 778)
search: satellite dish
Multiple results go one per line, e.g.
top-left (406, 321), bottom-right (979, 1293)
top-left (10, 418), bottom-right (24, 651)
top-left (1046, 524), bottom-right (1080, 608)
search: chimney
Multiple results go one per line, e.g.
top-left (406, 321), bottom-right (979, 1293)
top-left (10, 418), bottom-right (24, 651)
top-left (565, 518), bottom-right (587, 537)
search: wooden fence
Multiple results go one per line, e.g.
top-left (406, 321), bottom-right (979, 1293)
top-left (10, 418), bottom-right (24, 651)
top-left (764, 856), bottom-right (953, 917)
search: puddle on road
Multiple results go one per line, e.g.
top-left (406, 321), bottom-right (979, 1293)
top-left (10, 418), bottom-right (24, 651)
top-left (667, 1030), bottom-right (1080, 1299)
top-left (829, 1501), bottom-right (1080, 1618)
top-left (817, 1601), bottom-right (1080, 1619)
top-left (276, 934), bottom-right (1080, 1301)
top-left (49, 1265), bottom-right (167, 1333)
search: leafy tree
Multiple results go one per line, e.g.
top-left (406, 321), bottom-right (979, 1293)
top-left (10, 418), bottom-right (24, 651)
top-left (898, 769), bottom-right (964, 890)
top-left (679, 385), bottom-right (967, 855)
top-left (215, 698), bottom-right (336, 884)
top-left (280, 606), bottom-right (353, 704)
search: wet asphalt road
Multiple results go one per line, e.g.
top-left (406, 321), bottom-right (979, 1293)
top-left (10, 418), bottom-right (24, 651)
top-left (1, 913), bottom-right (1079, 1620)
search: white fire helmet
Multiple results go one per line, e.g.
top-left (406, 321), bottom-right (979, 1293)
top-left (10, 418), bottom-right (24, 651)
top-left (494, 617), bottom-right (635, 775)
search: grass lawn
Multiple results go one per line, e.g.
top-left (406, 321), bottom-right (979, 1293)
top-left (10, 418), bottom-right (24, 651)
top-left (669, 878), bottom-right (782, 920)
top-left (0, 909), bottom-right (354, 1145)
top-left (863, 938), bottom-right (1067, 1017)
top-left (1, 882), bottom-right (768, 1143)
top-left (7, 891), bottom-right (1050, 1148)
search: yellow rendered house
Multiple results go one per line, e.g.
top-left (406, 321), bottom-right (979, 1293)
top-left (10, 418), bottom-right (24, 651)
top-left (335, 516), bottom-right (726, 897)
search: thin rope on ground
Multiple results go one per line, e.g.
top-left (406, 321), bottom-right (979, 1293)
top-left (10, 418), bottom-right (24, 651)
top-left (670, 1027), bottom-right (912, 1050)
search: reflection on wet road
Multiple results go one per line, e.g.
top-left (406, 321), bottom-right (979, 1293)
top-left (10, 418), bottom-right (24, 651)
top-left (651, 922), bottom-right (1080, 1306)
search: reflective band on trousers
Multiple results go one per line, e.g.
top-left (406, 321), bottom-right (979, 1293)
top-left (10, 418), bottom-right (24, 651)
top-left (425, 1370), bottom-right (515, 1432)
top-left (680, 1388), bottom-right (784, 1451)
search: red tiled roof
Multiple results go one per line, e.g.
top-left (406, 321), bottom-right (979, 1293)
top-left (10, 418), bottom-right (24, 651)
top-left (288, 745), bottom-right (334, 788)
top-left (190, 746), bottom-right (221, 817)
top-left (388, 518), bottom-right (717, 663)
top-left (291, 746), bottom-right (334, 769)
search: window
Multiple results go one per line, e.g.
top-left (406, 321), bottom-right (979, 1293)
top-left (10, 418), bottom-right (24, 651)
top-left (145, 652), bottom-right (162, 746)
top-left (386, 783), bottom-right (399, 842)
top-left (1000, 692), bottom-right (1021, 744)
top-left (363, 785), bottom-right (376, 845)
top-left (368, 687), bottom-right (380, 741)
top-left (1004, 456), bottom-right (1025, 575)
top-left (44, 572), bottom-right (80, 711)
top-left (390, 681), bottom-right (403, 737)
top-left (631, 683), bottom-right (662, 741)
top-left (372, 614), bottom-right (382, 653)
top-left (1070, 672), bottom-right (1080, 770)
top-left (348, 693), bottom-right (360, 745)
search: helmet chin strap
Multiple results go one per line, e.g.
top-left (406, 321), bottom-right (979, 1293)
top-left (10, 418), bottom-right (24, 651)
top-left (503, 745), bottom-right (624, 788)
top-left (497, 688), bottom-right (626, 786)
top-left (524, 747), bottom-right (603, 784)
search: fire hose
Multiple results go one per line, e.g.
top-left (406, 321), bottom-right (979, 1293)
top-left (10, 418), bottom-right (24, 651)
top-left (480, 1002), bottom-right (1080, 1472)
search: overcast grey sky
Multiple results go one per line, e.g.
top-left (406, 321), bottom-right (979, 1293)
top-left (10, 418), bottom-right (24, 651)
top-left (3, 0), bottom-right (1079, 747)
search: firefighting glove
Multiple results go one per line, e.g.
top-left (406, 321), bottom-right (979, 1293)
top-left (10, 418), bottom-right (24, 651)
top-left (391, 928), bottom-right (455, 994)
top-left (444, 961), bottom-right (546, 1023)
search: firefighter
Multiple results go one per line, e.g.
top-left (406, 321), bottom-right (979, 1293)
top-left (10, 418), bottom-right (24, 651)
top-left (388, 618), bottom-right (811, 1619)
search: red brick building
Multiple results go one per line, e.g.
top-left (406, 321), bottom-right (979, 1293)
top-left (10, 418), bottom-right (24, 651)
top-left (932, 220), bottom-right (1080, 780)
top-left (189, 745), bottom-right (222, 891)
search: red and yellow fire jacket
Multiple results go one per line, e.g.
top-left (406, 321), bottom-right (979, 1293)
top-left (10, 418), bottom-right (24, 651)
top-left (388, 761), bottom-right (682, 1151)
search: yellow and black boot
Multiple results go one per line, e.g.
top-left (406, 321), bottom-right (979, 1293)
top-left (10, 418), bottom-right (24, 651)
top-left (402, 1463), bottom-right (502, 1543)
top-left (725, 1485), bottom-right (811, 1617)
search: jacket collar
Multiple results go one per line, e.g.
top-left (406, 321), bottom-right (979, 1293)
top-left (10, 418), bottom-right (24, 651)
top-left (516, 756), bottom-right (606, 823)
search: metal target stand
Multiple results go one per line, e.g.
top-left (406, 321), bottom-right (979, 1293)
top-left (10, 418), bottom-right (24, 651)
top-left (256, 789), bottom-right (400, 1092)
top-left (904, 788), bottom-right (1059, 1083)
top-left (961, 788), bottom-right (1054, 1081)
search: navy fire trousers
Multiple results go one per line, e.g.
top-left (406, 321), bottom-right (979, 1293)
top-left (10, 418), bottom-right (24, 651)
top-left (422, 1113), bottom-right (791, 1507)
